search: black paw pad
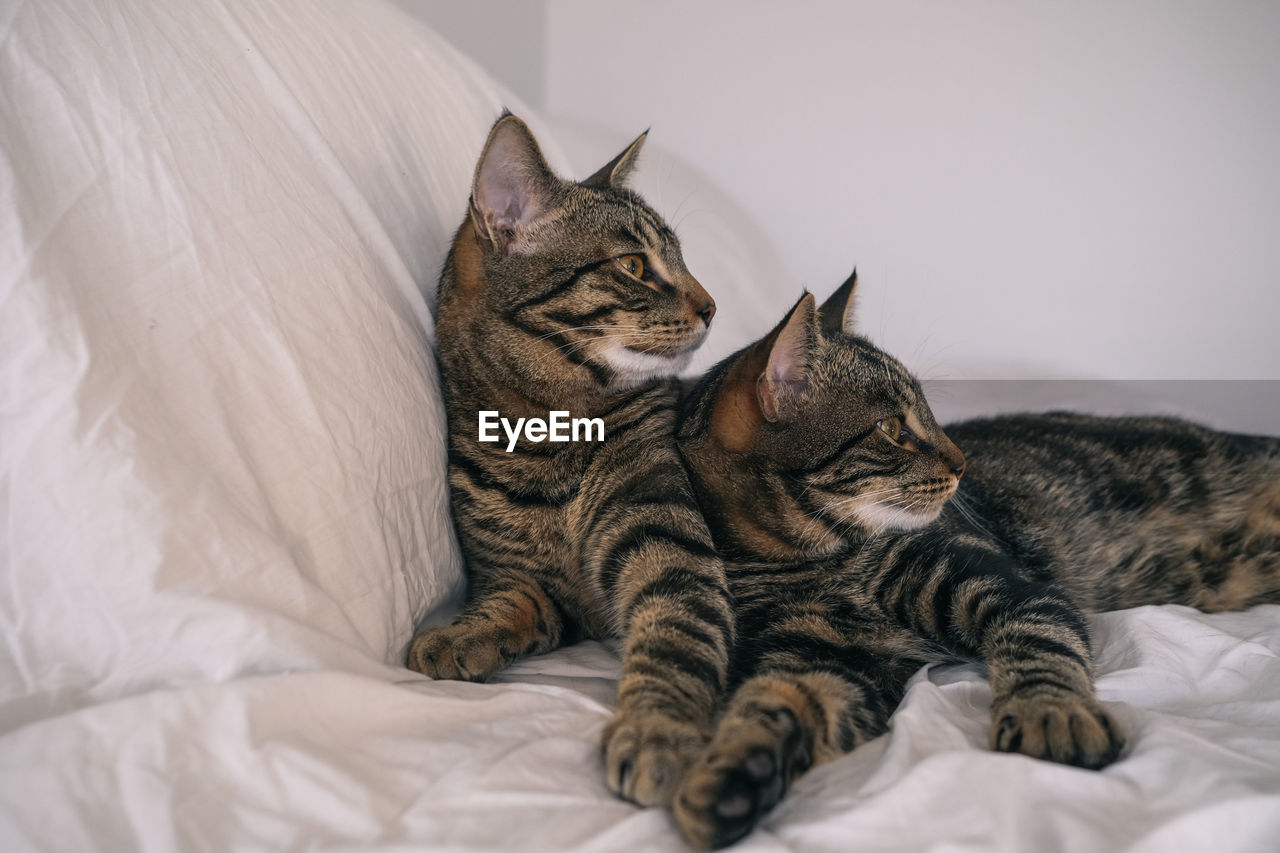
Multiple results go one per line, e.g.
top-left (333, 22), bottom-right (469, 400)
top-left (743, 749), bottom-right (776, 781)
top-left (714, 789), bottom-right (752, 820)
top-left (710, 746), bottom-right (787, 847)
top-left (710, 772), bottom-right (761, 847)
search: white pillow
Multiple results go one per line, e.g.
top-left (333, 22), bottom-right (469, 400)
top-left (0, 0), bottom-right (571, 730)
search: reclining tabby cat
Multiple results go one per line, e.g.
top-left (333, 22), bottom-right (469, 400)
top-left (672, 272), bottom-right (1280, 847)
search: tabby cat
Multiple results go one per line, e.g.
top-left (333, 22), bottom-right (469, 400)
top-left (407, 114), bottom-right (733, 808)
top-left (672, 272), bottom-right (1280, 848)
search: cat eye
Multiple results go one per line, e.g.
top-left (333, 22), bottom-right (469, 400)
top-left (877, 416), bottom-right (923, 452)
top-left (616, 254), bottom-right (646, 279)
top-left (877, 417), bottom-right (904, 444)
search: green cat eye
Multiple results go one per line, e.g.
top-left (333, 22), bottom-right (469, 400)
top-left (617, 254), bottom-right (646, 279)
top-left (877, 417), bottom-right (903, 444)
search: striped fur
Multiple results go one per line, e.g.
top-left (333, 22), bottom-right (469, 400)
top-left (407, 115), bottom-right (732, 808)
top-left (672, 273), bottom-right (1280, 847)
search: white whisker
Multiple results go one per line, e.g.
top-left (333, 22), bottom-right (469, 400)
top-left (951, 492), bottom-right (998, 541)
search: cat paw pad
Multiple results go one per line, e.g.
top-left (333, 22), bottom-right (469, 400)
top-left (674, 720), bottom-right (810, 849)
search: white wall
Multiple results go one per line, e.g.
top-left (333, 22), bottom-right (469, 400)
top-left (543, 1), bottom-right (1280, 380)
top-left (390, 0), bottom-right (547, 107)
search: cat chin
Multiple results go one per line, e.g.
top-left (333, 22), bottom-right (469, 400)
top-left (848, 500), bottom-right (943, 536)
top-left (599, 342), bottom-right (697, 388)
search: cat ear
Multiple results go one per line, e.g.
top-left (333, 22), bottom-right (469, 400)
top-left (758, 293), bottom-right (818, 422)
top-left (818, 268), bottom-right (858, 336)
top-left (581, 130), bottom-right (648, 189)
top-left (470, 113), bottom-right (559, 253)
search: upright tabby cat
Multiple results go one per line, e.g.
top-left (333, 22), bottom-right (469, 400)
top-left (672, 272), bottom-right (1280, 847)
top-left (407, 114), bottom-right (733, 807)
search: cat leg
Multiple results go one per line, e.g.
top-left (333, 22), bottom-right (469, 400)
top-left (877, 536), bottom-right (1124, 768)
top-left (673, 640), bottom-right (913, 849)
top-left (1193, 548), bottom-right (1280, 612)
top-left (407, 568), bottom-right (564, 682)
top-left (597, 535), bottom-right (732, 808)
top-left (1194, 479), bottom-right (1280, 611)
top-left (581, 450), bottom-right (734, 808)
top-left (955, 571), bottom-right (1123, 767)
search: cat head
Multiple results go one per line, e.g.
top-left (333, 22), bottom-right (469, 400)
top-left (679, 271), bottom-right (966, 556)
top-left (441, 113), bottom-right (714, 395)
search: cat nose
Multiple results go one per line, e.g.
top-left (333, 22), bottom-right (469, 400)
top-left (685, 275), bottom-right (715, 327)
top-left (695, 299), bottom-right (716, 327)
top-left (934, 431), bottom-right (965, 479)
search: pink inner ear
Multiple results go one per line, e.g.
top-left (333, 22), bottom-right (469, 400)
top-left (758, 297), bottom-right (815, 421)
top-left (757, 374), bottom-right (781, 422)
top-left (475, 126), bottom-right (550, 236)
top-left (477, 158), bottom-right (532, 230)
top-left (757, 346), bottom-right (804, 423)
top-left (768, 306), bottom-right (811, 386)
top-left (768, 332), bottom-right (804, 387)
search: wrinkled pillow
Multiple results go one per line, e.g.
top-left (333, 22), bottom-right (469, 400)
top-left (0, 0), bottom-right (570, 730)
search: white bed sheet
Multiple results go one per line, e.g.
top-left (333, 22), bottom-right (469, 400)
top-left (3, 603), bottom-right (1279, 851)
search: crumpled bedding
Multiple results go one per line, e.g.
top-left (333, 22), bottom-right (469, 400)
top-left (3, 605), bottom-right (1279, 851)
top-left (2, 0), bottom-right (1277, 850)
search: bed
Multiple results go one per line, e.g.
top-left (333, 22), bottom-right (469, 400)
top-left (3, 1), bottom-right (1278, 850)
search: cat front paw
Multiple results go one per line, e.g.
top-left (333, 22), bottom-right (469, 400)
top-left (673, 712), bottom-right (812, 849)
top-left (991, 694), bottom-right (1124, 769)
top-left (407, 622), bottom-right (508, 682)
top-left (601, 709), bottom-right (708, 808)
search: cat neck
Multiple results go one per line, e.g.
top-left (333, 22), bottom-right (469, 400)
top-left (685, 446), bottom-right (855, 562)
